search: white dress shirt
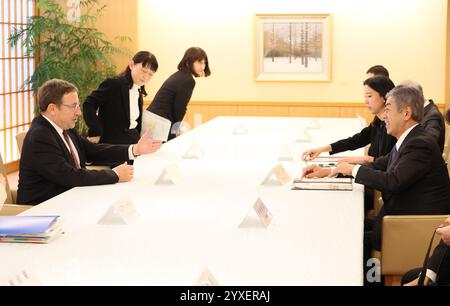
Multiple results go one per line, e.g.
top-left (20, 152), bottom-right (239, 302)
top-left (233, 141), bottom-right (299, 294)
top-left (129, 84), bottom-right (140, 129)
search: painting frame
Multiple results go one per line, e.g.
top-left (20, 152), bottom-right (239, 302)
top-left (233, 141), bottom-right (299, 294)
top-left (254, 14), bottom-right (332, 82)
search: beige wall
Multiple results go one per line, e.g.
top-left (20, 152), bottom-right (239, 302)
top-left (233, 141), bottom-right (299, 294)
top-left (94, 0), bottom-right (138, 71)
top-left (138, 0), bottom-right (447, 104)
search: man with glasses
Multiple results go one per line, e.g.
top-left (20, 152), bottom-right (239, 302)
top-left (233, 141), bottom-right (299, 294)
top-left (17, 79), bottom-right (162, 205)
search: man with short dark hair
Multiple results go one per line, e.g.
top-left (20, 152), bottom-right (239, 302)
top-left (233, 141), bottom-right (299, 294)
top-left (366, 65), bottom-right (390, 78)
top-left (17, 79), bottom-right (162, 205)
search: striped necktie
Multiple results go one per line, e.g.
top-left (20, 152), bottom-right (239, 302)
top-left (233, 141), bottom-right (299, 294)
top-left (62, 130), bottom-right (81, 169)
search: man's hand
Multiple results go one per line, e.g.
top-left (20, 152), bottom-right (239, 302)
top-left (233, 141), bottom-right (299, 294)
top-left (133, 129), bottom-right (163, 156)
top-left (113, 162), bottom-right (134, 182)
top-left (302, 165), bottom-right (331, 178)
top-left (87, 136), bottom-right (100, 143)
top-left (436, 220), bottom-right (450, 246)
top-left (328, 162), bottom-right (355, 177)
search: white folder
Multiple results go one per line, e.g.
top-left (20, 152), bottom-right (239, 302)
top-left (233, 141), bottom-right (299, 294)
top-left (140, 110), bottom-right (171, 142)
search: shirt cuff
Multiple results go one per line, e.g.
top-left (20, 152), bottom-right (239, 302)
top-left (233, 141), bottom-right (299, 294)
top-left (128, 145), bottom-right (135, 160)
top-left (426, 269), bottom-right (437, 283)
top-left (352, 164), bottom-right (361, 178)
top-left (112, 169), bottom-right (119, 181)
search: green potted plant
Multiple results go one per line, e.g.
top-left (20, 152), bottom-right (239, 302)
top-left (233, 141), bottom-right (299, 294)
top-left (8, 0), bottom-right (130, 135)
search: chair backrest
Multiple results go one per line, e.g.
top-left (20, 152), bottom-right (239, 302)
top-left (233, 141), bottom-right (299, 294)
top-left (15, 131), bottom-right (27, 154)
top-left (381, 215), bottom-right (450, 275)
top-left (0, 153), bottom-right (14, 204)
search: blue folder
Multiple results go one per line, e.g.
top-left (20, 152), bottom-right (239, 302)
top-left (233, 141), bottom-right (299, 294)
top-left (0, 216), bottom-right (60, 235)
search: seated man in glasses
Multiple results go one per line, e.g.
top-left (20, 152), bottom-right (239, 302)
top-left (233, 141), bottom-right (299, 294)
top-left (17, 79), bottom-right (163, 205)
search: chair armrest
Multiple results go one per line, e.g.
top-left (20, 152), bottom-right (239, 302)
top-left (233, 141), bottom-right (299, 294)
top-left (0, 203), bottom-right (34, 216)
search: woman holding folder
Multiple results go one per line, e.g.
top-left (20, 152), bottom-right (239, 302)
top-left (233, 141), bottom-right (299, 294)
top-left (147, 47), bottom-right (211, 140)
top-left (83, 51), bottom-right (159, 145)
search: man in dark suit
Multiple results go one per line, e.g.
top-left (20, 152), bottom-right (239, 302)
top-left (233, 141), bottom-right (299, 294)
top-left (302, 85), bottom-right (450, 283)
top-left (17, 79), bottom-right (163, 205)
top-left (423, 99), bottom-right (445, 152)
top-left (402, 109), bottom-right (450, 286)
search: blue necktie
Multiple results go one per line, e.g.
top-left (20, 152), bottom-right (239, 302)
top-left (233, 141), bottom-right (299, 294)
top-left (391, 145), bottom-right (398, 162)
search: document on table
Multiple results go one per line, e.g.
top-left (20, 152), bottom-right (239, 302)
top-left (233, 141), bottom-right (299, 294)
top-left (292, 177), bottom-right (353, 191)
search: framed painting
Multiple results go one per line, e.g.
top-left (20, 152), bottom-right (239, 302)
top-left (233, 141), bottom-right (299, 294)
top-left (255, 14), bottom-right (332, 82)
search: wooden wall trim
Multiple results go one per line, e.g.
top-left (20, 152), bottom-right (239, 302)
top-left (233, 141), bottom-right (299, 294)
top-left (144, 99), bottom-right (446, 109)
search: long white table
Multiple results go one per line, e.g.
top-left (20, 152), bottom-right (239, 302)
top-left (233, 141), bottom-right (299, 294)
top-left (0, 116), bottom-right (366, 285)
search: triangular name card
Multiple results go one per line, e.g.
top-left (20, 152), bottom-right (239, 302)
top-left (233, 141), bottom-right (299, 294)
top-left (98, 195), bottom-right (139, 225)
top-left (261, 164), bottom-right (291, 186)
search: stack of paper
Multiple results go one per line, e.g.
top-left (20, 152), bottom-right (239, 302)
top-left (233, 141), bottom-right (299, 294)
top-left (292, 177), bottom-right (353, 191)
top-left (0, 216), bottom-right (62, 244)
top-left (305, 156), bottom-right (346, 167)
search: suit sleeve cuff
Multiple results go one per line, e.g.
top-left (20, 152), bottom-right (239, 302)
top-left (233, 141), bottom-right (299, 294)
top-left (111, 169), bottom-right (119, 181)
top-left (352, 164), bottom-right (361, 178)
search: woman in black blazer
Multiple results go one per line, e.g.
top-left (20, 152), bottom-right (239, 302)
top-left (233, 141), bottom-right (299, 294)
top-left (302, 76), bottom-right (397, 163)
top-left (147, 47), bottom-right (211, 140)
top-left (83, 51), bottom-right (158, 145)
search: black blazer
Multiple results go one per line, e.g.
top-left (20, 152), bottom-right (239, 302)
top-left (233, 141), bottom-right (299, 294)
top-left (355, 125), bottom-right (450, 217)
top-left (423, 100), bottom-right (445, 153)
top-left (330, 116), bottom-right (397, 160)
top-left (17, 116), bottom-right (130, 205)
top-left (83, 73), bottom-right (143, 145)
top-left (147, 70), bottom-right (195, 136)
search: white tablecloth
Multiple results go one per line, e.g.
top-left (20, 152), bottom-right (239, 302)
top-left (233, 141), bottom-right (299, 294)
top-left (0, 116), bottom-right (366, 285)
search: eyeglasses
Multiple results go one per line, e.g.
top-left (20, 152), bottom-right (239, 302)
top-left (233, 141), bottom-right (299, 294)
top-left (61, 103), bottom-right (81, 110)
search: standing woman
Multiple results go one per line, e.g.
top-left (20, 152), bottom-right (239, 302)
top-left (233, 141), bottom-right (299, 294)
top-left (83, 51), bottom-right (159, 145)
top-left (147, 47), bottom-right (211, 140)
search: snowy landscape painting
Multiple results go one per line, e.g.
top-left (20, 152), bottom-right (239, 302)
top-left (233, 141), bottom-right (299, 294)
top-left (255, 14), bottom-right (331, 82)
